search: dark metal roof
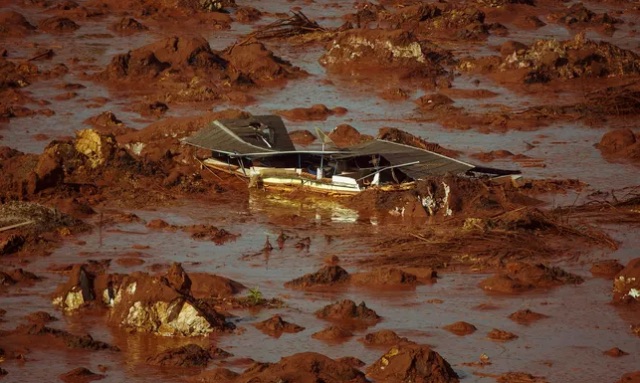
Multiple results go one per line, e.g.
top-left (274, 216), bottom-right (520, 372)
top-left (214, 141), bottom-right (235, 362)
top-left (334, 139), bottom-right (475, 178)
top-left (182, 115), bottom-right (296, 155)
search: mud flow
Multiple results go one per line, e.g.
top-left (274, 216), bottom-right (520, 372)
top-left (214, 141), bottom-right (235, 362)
top-left (1, 0), bottom-right (639, 382)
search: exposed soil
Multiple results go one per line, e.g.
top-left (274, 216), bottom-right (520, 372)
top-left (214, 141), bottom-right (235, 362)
top-left (1, 0), bottom-right (639, 382)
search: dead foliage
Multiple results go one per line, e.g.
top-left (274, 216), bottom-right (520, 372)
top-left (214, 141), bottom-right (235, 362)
top-left (583, 82), bottom-right (640, 116)
top-left (361, 206), bottom-right (617, 270)
top-left (556, 185), bottom-right (640, 225)
top-left (250, 11), bottom-right (325, 40)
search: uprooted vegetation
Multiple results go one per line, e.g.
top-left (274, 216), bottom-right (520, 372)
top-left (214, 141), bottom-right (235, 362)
top-left (355, 176), bottom-right (618, 270)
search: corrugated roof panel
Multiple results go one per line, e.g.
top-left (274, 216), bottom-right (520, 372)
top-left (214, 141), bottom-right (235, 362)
top-left (183, 115), bottom-right (296, 155)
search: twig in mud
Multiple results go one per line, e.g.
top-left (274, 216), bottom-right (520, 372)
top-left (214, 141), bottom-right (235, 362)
top-left (250, 11), bottom-right (325, 40)
top-left (0, 220), bottom-right (34, 232)
top-left (193, 156), bottom-right (222, 181)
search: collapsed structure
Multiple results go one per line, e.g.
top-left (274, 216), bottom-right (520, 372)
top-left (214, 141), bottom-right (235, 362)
top-left (182, 115), bottom-right (519, 195)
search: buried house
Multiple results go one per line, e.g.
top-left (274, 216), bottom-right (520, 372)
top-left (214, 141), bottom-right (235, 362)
top-left (182, 115), bottom-right (520, 196)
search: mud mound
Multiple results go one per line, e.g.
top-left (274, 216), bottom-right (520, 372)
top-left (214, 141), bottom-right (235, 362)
top-left (0, 268), bottom-right (40, 287)
top-left (284, 265), bottom-right (350, 289)
top-left (254, 315), bottom-right (305, 337)
top-left (0, 201), bottom-right (82, 234)
top-left (224, 352), bottom-right (368, 383)
top-left (614, 371), bottom-right (640, 383)
top-left (603, 347), bottom-right (628, 357)
top-left (15, 323), bottom-right (119, 351)
top-left (315, 299), bottom-right (381, 328)
top-left (312, 326), bottom-right (353, 341)
top-left (277, 104), bottom-right (346, 122)
top-left (328, 124), bottom-right (372, 148)
top-left (38, 17), bottom-right (80, 33)
top-left (498, 33), bottom-right (640, 83)
top-left (366, 344), bottom-right (459, 383)
top-left (549, 2), bottom-right (620, 31)
top-left (26, 311), bottom-right (57, 324)
top-left (591, 259), bottom-right (624, 279)
top-left (351, 268), bottom-right (419, 287)
top-left (59, 367), bottom-right (105, 383)
top-left (496, 372), bottom-right (548, 383)
top-left (361, 329), bottom-right (413, 347)
top-left (320, 29), bottom-right (450, 85)
top-left (487, 328), bottom-right (518, 341)
top-left (147, 344), bottom-right (211, 367)
top-left (289, 129), bottom-right (316, 146)
top-left (221, 41), bottom-right (307, 85)
top-left (443, 321), bottom-right (477, 335)
top-left (613, 258), bottom-right (640, 304)
top-left (111, 17), bottom-right (148, 34)
top-left (0, 57), bottom-right (29, 91)
top-left (377, 127), bottom-right (460, 158)
top-left (597, 128), bottom-right (640, 163)
top-left (479, 262), bottom-right (584, 293)
top-left (508, 309), bottom-right (548, 324)
top-left (189, 272), bottom-right (245, 298)
top-left (97, 35), bottom-right (223, 82)
top-left (0, 11), bottom-right (36, 37)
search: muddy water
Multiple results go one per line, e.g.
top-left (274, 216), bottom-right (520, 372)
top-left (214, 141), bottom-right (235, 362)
top-left (2, 197), bottom-right (638, 382)
top-left (2, 0), bottom-right (640, 382)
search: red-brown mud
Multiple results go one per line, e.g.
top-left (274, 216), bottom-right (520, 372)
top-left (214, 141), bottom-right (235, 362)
top-left (1, 0), bottom-right (640, 382)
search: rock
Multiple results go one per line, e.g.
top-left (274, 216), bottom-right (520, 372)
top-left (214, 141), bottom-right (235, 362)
top-left (443, 321), bottom-right (477, 336)
top-left (479, 262), bottom-right (583, 293)
top-left (147, 344), bottom-right (211, 367)
top-left (284, 265), bottom-right (350, 289)
top-left (315, 299), bottom-right (381, 328)
top-left (591, 259), bottom-right (624, 279)
top-left (74, 129), bottom-right (116, 168)
top-left (613, 258), bottom-right (640, 304)
top-left (366, 344), bottom-right (459, 383)
top-left (52, 263), bottom-right (234, 336)
top-left (508, 309), bottom-right (548, 325)
top-left (52, 264), bottom-right (96, 311)
top-left (59, 367), bottom-right (105, 383)
top-left (362, 329), bottom-right (413, 347)
top-left (487, 328), bottom-right (518, 341)
top-left (312, 326), bottom-right (353, 341)
top-left (231, 352), bottom-right (368, 382)
top-left (254, 315), bottom-right (304, 337)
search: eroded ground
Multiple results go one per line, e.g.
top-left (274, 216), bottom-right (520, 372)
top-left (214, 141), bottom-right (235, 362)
top-left (1, 0), bottom-right (639, 382)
